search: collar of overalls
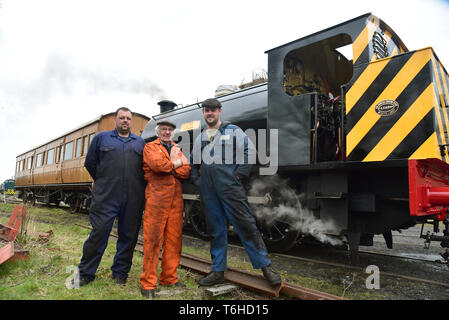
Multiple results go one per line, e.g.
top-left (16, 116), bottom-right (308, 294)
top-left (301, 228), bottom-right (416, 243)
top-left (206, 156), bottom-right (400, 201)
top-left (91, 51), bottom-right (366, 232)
top-left (155, 138), bottom-right (175, 146)
top-left (110, 128), bottom-right (137, 140)
top-left (201, 120), bottom-right (231, 133)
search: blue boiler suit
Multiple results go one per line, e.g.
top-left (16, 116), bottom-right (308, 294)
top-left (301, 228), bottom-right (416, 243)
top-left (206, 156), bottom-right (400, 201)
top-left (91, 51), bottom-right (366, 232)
top-left (190, 121), bottom-right (271, 272)
top-left (78, 129), bottom-right (146, 281)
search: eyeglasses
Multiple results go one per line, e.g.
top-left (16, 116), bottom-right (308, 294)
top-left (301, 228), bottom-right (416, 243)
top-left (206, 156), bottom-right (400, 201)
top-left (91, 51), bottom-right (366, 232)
top-left (159, 127), bottom-right (174, 132)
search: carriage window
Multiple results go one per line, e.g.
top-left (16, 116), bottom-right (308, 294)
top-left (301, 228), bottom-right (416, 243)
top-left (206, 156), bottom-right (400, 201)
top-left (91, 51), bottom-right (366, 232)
top-left (47, 148), bottom-right (55, 165)
top-left (89, 133), bottom-right (95, 146)
top-left (83, 136), bottom-right (89, 155)
top-left (76, 138), bottom-right (83, 158)
top-left (55, 146), bottom-right (61, 163)
top-left (27, 157), bottom-right (33, 170)
top-left (36, 153), bottom-right (43, 167)
top-left (64, 141), bottom-right (74, 160)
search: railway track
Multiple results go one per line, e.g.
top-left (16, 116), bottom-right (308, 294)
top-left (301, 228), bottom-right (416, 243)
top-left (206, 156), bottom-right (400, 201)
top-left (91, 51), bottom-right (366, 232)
top-left (182, 232), bottom-right (449, 290)
top-left (273, 249), bottom-right (449, 289)
top-left (75, 223), bottom-right (344, 300)
top-left (358, 248), bottom-right (446, 264)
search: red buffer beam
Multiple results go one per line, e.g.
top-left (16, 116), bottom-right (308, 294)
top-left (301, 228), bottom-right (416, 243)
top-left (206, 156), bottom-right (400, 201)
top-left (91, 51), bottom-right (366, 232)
top-left (409, 159), bottom-right (449, 221)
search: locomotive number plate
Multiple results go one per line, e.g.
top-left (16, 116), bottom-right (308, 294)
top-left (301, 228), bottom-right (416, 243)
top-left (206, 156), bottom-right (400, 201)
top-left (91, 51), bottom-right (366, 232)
top-left (375, 100), bottom-right (399, 116)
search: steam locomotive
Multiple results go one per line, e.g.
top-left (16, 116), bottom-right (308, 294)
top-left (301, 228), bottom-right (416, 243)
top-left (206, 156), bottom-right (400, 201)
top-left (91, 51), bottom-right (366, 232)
top-left (141, 13), bottom-right (449, 260)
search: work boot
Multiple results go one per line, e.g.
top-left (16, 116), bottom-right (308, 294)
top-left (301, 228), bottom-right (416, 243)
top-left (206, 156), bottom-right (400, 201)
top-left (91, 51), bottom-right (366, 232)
top-left (113, 276), bottom-right (127, 286)
top-left (77, 276), bottom-right (93, 287)
top-left (198, 271), bottom-right (225, 286)
top-left (262, 264), bottom-right (282, 286)
top-left (141, 289), bottom-right (155, 299)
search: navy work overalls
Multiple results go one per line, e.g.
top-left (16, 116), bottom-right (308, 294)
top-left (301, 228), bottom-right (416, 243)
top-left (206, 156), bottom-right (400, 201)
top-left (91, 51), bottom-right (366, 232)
top-left (190, 121), bottom-right (271, 272)
top-left (78, 129), bottom-right (146, 280)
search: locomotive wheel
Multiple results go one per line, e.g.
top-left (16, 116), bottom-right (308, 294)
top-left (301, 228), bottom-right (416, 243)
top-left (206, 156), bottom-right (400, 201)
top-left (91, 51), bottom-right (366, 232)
top-left (187, 200), bottom-right (212, 240)
top-left (69, 196), bottom-right (81, 214)
top-left (257, 218), bottom-right (300, 253)
top-left (183, 200), bottom-right (195, 228)
top-left (23, 190), bottom-right (36, 206)
top-left (250, 177), bottom-right (301, 253)
top-left (24, 196), bottom-right (36, 206)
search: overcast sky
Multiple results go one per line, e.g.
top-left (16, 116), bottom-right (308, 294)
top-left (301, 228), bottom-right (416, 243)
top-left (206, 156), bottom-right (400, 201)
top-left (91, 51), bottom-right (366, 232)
top-left (1, 0), bottom-right (448, 182)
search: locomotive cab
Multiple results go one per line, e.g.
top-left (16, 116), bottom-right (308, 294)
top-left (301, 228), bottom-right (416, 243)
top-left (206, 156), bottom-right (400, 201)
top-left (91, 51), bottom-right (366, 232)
top-left (266, 14), bottom-right (407, 166)
top-left (282, 33), bottom-right (353, 163)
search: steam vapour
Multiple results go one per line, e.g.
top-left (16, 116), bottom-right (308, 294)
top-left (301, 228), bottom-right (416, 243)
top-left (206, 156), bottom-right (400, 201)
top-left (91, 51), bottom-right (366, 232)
top-left (249, 175), bottom-right (344, 246)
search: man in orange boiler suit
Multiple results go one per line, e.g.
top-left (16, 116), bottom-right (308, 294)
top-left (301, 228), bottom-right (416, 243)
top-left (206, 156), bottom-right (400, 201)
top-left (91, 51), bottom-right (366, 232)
top-left (140, 119), bottom-right (190, 299)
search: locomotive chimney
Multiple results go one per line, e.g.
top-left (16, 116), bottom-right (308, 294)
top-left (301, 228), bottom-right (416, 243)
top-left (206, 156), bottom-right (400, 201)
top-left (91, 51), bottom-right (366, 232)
top-left (158, 100), bottom-right (177, 113)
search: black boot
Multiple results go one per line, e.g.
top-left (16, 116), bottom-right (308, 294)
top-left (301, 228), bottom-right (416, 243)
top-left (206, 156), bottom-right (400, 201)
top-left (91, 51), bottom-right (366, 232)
top-left (198, 271), bottom-right (225, 286)
top-left (262, 264), bottom-right (282, 286)
top-left (77, 276), bottom-right (94, 287)
top-left (141, 289), bottom-right (155, 299)
top-left (113, 275), bottom-right (127, 286)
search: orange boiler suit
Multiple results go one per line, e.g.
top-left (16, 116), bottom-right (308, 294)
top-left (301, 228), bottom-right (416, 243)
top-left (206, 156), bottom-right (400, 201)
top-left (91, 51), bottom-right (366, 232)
top-left (140, 138), bottom-right (191, 290)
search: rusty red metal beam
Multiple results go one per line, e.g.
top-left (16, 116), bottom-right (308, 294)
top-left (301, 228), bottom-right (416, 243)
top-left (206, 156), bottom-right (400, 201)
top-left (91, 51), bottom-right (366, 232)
top-left (0, 205), bottom-right (27, 242)
top-left (0, 242), bottom-right (14, 264)
top-left (0, 206), bottom-right (30, 265)
top-left (281, 282), bottom-right (345, 300)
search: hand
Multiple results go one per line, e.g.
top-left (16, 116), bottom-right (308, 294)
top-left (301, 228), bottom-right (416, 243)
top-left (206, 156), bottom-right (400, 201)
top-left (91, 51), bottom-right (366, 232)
top-left (170, 146), bottom-right (182, 162)
top-left (172, 158), bottom-right (182, 169)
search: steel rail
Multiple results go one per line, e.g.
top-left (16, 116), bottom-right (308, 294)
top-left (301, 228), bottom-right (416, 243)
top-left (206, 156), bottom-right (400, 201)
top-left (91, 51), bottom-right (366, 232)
top-left (181, 233), bottom-right (449, 289)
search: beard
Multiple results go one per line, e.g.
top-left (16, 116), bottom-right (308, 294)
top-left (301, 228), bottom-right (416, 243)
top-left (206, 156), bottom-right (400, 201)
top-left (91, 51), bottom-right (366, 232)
top-left (117, 124), bottom-right (130, 135)
top-left (206, 117), bottom-right (219, 127)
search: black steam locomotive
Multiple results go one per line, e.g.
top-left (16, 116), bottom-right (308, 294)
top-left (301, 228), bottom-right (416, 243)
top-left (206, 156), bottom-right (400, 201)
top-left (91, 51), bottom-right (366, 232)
top-left (141, 13), bottom-right (449, 261)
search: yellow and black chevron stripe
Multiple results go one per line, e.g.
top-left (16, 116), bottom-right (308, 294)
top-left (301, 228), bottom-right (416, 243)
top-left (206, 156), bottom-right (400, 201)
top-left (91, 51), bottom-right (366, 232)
top-left (352, 15), bottom-right (408, 66)
top-left (345, 48), bottom-right (449, 163)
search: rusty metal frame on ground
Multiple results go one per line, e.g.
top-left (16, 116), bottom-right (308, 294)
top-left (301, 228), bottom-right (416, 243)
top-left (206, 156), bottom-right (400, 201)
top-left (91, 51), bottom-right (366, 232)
top-left (0, 205), bottom-right (30, 265)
